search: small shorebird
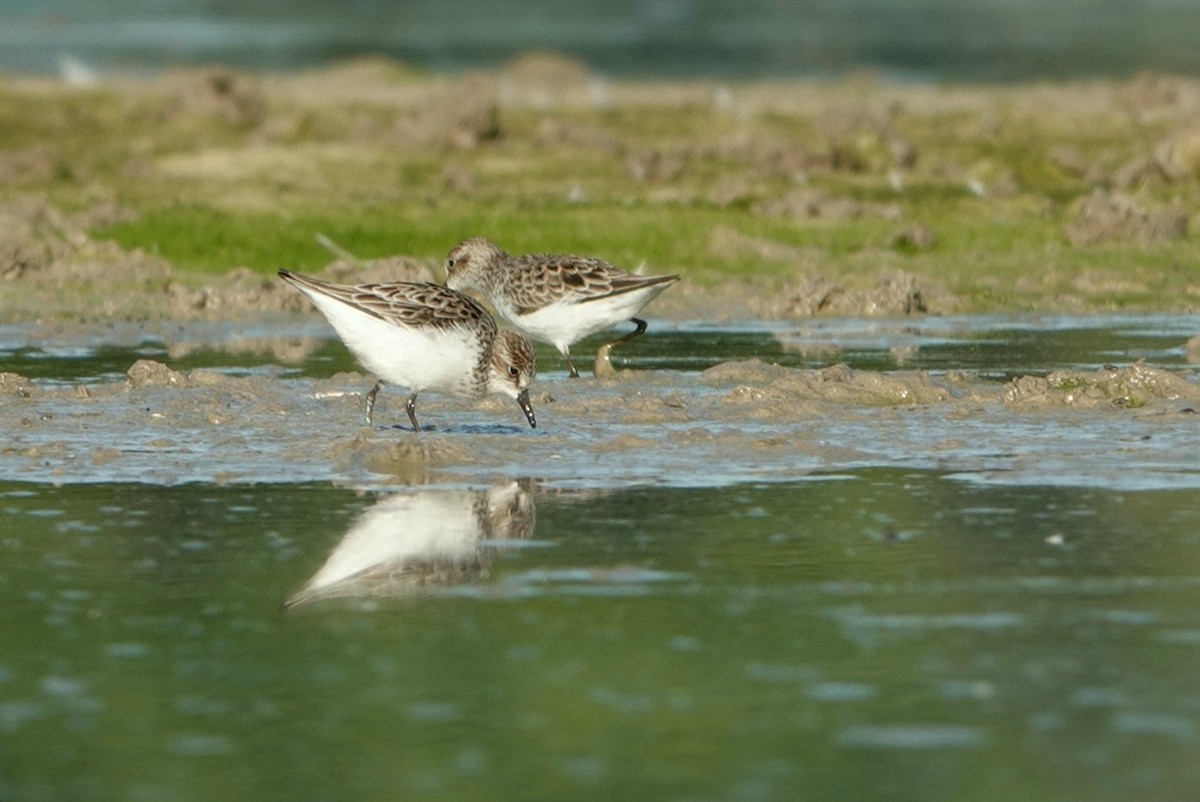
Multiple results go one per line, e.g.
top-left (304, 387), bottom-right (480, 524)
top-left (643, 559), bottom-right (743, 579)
top-left (443, 238), bottom-right (679, 377)
top-left (279, 270), bottom-right (537, 431)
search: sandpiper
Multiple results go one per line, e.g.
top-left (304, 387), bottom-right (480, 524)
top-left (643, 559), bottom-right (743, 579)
top-left (279, 270), bottom-right (536, 431)
top-left (443, 238), bottom-right (679, 377)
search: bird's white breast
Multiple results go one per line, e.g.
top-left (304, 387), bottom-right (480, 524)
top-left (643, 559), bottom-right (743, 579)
top-left (299, 288), bottom-right (483, 396)
top-left (501, 285), bottom-right (669, 349)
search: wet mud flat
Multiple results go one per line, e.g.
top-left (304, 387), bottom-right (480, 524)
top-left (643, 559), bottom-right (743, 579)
top-left (2, 340), bottom-right (1197, 489)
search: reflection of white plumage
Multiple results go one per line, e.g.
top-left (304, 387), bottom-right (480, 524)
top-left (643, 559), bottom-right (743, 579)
top-left (284, 482), bottom-right (535, 608)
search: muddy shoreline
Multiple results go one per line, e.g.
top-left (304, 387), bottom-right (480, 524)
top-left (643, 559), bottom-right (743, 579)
top-left (3, 343), bottom-right (1197, 489)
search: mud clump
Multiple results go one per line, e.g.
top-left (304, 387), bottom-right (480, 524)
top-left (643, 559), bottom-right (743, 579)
top-left (592, 433), bottom-right (659, 453)
top-left (166, 251), bottom-right (434, 319)
top-left (1162, 124), bottom-right (1200, 180)
top-left (1048, 145), bottom-right (1106, 183)
top-left (768, 271), bottom-right (928, 317)
top-left (127, 360), bottom-right (190, 388)
top-left (711, 132), bottom-right (820, 180)
top-left (702, 359), bottom-right (796, 387)
top-left (331, 431), bottom-right (473, 477)
top-left (1187, 335), bottom-right (1200, 364)
top-left (1113, 122), bottom-right (1200, 188)
top-left (534, 118), bottom-right (623, 153)
top-left (1004, 362), bottom-right (1200, 409)
top-left (0, 197), bottom-right (173, 319)
top-left (391, 74), bottom-right (502, 150)
top-left (753, 188), bottom-right (902, 222)
top-left (0, 147), bottom-right (58, 185)
top-left (703, 360), bottom-right (951, 409)
top-left (168, 66), bottom-right (266, 125)
top-left (500, 51), bottom-right (599, 108)
top-left (706, 226), bottom-right (821, 266)
top-left (0, 198), bottom-right (84, 279)
top-left (1112, 72), bottom-right (1191, 121)
top-left (320, 254), bottom-right (434, 285)
top-left (1064, 191), bottom-right (1188, 246)
top-left (627, 149), bottom-right (686, 183)
top-left (163, 268), bottom-right (289, 316)
top-left (167, 335), bottom-right (324, 365)
top-left (820, 106), bottom-right (919, 173)
top-left (611, 390), bottom-right (691, 424)
top-left (887, 224), bottom-right (938, 252)
top-left (0, 372), bottom-right (35, 399)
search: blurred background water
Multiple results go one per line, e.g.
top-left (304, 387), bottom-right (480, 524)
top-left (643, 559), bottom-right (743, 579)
top-left (3, 0), bottom-right (1200, 80)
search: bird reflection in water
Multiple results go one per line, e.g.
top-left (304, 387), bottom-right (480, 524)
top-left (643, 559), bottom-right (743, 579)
top-left (285, 481), bottom-right (535, 608)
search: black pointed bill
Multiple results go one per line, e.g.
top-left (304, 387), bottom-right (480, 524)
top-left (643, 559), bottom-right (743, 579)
top-left (516, 388), bottom-right (536, 428)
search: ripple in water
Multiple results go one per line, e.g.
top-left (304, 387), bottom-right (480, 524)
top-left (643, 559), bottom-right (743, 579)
top-left (837, 724), bottom-right (989, 749)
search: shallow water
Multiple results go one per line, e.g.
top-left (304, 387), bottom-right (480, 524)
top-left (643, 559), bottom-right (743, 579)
top-left (5, 475), bottom-right (1200, 800)
top-left (7, 0), bottom-right (1200, 81)
top-left (2, 314), bottom-right (1200, 800)
top-left (5, 313), bottom-right (1199, 383)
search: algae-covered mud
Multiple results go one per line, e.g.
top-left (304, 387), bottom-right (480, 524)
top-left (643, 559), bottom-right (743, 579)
top-left (2, 58), bottom-right (1200, 321)
top-left (3, 58), bottom-right (1200, 802)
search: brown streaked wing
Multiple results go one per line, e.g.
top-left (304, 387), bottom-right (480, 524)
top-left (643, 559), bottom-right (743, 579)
top-left (575, 271), bottom-right (679, 304)
top-left (351, 282), bottom-right (495, 333)
top-left (507, 253), bottom-right (631, 312)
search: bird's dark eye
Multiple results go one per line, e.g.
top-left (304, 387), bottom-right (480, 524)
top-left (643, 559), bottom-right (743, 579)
top-left (447, 258), bottom-right (456, 269)
top-left (508, 365), bottom-right (519, 377)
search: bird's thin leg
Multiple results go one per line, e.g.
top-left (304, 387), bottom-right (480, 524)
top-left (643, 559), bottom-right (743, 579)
top-left (562, 348), bottom-right (580, 378)
top-left (365, 380), bottom-right (383, 426)
top-left (405, 392), bottom-right (421, 432)
top-left (606, 317), bottom-right (648, 349)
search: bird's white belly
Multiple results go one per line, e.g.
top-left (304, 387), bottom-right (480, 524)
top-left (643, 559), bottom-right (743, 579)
top-left (304, 291), bottom-right (481, 396)
top-left (505, 294), bottom-right (646, 349)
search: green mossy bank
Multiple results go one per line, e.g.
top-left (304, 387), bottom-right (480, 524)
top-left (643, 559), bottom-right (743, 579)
top-left (2, 56), bottom-right (1198, 321)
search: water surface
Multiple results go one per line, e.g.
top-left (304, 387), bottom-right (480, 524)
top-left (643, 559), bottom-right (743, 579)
top-left (2, 314), bottom-right (1200, 800)
top-left (5, 313), bottom-right (1197, 383)
top-left (5, 0), bottom-right (1200, 80)
top-left (4, 473), bottom-right (1200, 800)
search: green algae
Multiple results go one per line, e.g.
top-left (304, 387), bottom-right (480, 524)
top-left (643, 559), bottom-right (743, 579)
top-left (2, 65), bottom-right (1198, 317)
